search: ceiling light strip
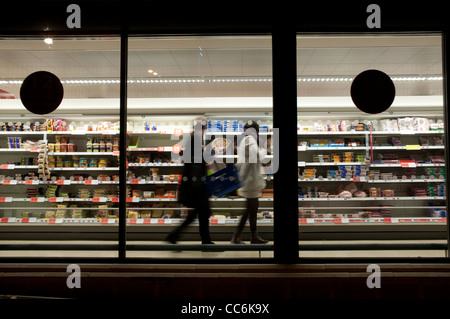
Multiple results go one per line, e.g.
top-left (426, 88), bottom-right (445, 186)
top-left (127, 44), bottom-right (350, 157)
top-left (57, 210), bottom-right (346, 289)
top-left (0, 76), bottom-right (443, 85)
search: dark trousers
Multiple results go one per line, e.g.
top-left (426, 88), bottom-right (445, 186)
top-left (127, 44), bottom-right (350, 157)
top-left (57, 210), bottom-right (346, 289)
top-left (235, 197), bottom-right (259, 235)
top-left (168, 195), bottom-right (212, 244)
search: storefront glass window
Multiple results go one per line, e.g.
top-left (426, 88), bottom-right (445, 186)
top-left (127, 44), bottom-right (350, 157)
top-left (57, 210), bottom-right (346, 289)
top-left (297, 34), bottom-right (447, 258)
top-left (126, 36), bottom-right (274, 259)
top-left (0, 37), bottom-right (121, 258)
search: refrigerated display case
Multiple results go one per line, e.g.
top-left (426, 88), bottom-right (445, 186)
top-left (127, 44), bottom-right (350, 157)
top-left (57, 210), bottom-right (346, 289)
top-left (296, 34), bottom-right (447, 246)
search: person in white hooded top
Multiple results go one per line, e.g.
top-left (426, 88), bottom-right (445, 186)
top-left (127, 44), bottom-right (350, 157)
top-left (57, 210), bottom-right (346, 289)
top-left (231, 121), bottom-right (268, 244)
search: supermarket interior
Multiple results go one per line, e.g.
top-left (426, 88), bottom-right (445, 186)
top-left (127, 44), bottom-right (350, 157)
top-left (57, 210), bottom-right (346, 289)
top-left (0, 34), bottom-right (447, 261)
top-left (1, 1), bottom-right (450, 304)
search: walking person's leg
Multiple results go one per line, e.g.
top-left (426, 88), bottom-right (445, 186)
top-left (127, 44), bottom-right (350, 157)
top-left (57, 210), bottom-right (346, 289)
top-left (231, 205), bottom-right (249, 244)
top-left (247, 197), bottom-right (268, 244)
top-left (165, 210), bottom-right (197, 244)
top-left (197, 195), bottom-right (213, 244)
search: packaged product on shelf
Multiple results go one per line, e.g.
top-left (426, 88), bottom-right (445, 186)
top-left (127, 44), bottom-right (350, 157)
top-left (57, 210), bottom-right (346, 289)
top-left (433, 136), bottom-right (444, 146)
top-left (55, 205), bottom-right (67, 218)
top-left (429, 121), bottom-right (444, 131)
top-left (59, 192), bottom-right (69, 198)
top-left (7, 137), bottom-right (20, 149)
top-left (313, 154), bottom-right (330, 163)
top-left (97, 205), bottom-right (109, 218)
top-left (86, 137), bottom-right (93, 152)
top-left (398, 117), bottom-right (414, 131)
top-left (106, 137), bottom-right (112, 152)
top-left (368, 187), bottom-right (381, 197)
top-left (408, 186), bottom-right (428, 197)
top-left (26, 188), bottom-right (38, 198)
top-left (97, 159), bottom-right (107, 168)
top-left (143, 191), bottom-right (155, 199)
top-left (113, 138), bottom-right (119, 151)
top-left (380, 172), bottom-right (393, 180)
top-left (132, 189), bottom-right (142, 198)
top-left (418, 136), bottom-right (430, 146)
top-left (414, 118), bottom-right (430, 131)
top-left (45, 211), bottom-right (55, 218)
top-left (429, 155), bottom-right (445, 163)
top-left (329, 139), bottom-right (345, 147)
top-left (425, 167), bottom-right (445, 178)
top-left (382, 189), bottom-right (395, 197)
top-left (92, 141), bottom-right (99, 152)
top-left (71, 208), bottom-right (84, 218)
top-left (310, 139), bottom-right (328, 147)
top-left (342, 152), bottom-right (353, 162)
top-left (64, 160), bottom-right (72, 168)
top-left (313, 122), bottom-right (324, 132)
top-left (427, 207), bottom-right (446, 217)
top-left (380, 119), bottom-right (399, 132)
top-left (327, 169), bottom-right (338, 179)
top-left (78, 189), bottom-right (91, 198)
top-left (387, 136), bottom-right (402, 146)
top-left (93, 189), bottom-right (106, 197)
top-left (127, 210), bottom-right (140, 219)
top-left (79, 158), bottom-right (88, 167)
top-left (45, 184), bottom-right (58, 198)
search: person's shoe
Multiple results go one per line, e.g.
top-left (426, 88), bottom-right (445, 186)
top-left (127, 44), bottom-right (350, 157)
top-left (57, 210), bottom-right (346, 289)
top-left (251, 233), bottom-right (268, 244)
top-left (230, 233), bottom-right (244, 244)
top-left (202, 241), bottom-right (215, 245)
top-left (165, 233), bottom-right (177, 244)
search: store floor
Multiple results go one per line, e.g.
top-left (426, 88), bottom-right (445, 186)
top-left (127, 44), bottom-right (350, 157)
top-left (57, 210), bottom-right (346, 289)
top-left (0, 239), bottom-right (447, 259)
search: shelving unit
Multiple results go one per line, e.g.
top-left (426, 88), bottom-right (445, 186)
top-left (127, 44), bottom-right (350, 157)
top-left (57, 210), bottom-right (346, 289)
top-left (296, 116), bottom-right (447, 240)
top-left (0, 114), bottom-right (447, 242)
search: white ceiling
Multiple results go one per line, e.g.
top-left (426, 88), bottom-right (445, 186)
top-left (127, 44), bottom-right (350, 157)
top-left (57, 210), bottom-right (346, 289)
top-left (0, 35), bottom-right (443, 99)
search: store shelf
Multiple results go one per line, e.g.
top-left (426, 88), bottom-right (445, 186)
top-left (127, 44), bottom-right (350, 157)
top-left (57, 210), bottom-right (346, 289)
top-left (299, 162), bottom-right (366, 166)
top-left (369, 163), bottom-right (445, 167)
top-left (128, 163), bottom-right (183, 167)
top-left (297, 130), bottom-right (444, 136)
top-left (48, 152), bottom-right (117, 156)
top-left (205, 131), bottom-right (272, 136)
top-left (0, 216), bottom-right (444, 226)
top-left (0, 148), bottom-right (38, 152)
top-left (49, 167), bottom-right (119, 171)
top-left (299, 146), bottom-right (367, 151)
top-left (127, 147), bottom-right (175, 152)
top-left (298, 196), bottom-right (446, 201)
top-left (298, 177), bottom-right (445, 183)
top-left (0, 165), bottom-right (38, 170)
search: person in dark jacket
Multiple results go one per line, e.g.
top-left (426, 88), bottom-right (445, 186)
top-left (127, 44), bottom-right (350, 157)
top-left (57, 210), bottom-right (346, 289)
top-left (165, 119), bottom-right (214, 245)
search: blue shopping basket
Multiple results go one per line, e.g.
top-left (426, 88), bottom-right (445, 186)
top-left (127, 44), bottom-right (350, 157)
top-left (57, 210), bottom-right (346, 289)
top-left (205, 165), bottom-right (240, 197)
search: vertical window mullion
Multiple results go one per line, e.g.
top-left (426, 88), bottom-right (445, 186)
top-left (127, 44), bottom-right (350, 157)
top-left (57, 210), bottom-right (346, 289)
top-left (272, 27), bottom-right (299, 263)
top-left (118, 32), bottom-right (128, 261)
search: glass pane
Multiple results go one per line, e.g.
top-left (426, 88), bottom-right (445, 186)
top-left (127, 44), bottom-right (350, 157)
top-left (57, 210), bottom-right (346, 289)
top-left (0, 37), bottom-right (120, 258)
top-left (297, 34), bottom-right (447, 258)
top-left (126, 36), bottom-right (273, 259)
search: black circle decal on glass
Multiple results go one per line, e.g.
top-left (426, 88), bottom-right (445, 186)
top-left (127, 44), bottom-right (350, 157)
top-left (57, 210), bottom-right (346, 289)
top-left (350, 69), bottom-right (395, 114)
top-left (20, 71), bottom-right (64, 115)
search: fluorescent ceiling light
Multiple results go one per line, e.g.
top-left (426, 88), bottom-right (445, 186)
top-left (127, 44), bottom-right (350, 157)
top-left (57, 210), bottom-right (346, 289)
top-left (0, 76), bottom-right (443, 86)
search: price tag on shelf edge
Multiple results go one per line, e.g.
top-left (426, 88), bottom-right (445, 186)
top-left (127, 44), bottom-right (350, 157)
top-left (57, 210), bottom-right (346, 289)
top-left (400, 160), bottom-right (416, 168)
top-left (405, 145), bottom-right (421, 151)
